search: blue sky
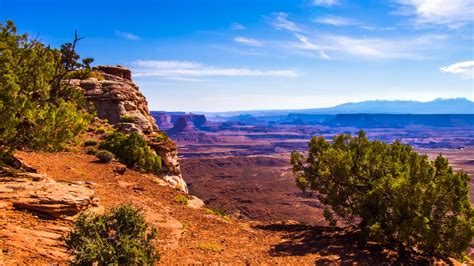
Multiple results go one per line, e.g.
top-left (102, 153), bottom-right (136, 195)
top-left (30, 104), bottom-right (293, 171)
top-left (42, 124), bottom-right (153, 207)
top-left (1, 0), bottom-right (473, 111)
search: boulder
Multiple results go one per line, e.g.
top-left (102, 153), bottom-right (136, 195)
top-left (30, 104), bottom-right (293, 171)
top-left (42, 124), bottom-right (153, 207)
top-left (0, 169), bottom-right (99, 218)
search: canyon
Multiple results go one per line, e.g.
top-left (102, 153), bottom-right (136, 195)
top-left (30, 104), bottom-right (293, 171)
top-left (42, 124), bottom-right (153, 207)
top-left (154, 111), bottom-right (474, 223)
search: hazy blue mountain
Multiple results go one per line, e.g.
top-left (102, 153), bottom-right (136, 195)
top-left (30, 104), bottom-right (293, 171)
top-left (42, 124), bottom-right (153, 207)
top-left (302, 98), bottom-right (474, 114)
top-left (201, 98), bottom-right (474, 117)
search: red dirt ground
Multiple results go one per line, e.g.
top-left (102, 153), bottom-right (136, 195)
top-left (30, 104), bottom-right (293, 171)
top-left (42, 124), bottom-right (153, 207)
top-left (0, 150), bottom-right (451, 264)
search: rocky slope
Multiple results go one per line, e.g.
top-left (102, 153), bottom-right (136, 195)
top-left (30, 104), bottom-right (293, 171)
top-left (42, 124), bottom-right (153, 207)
top-left (71, 66), bottom-right (187, 192)
top-left (1, 150), bottom-right (450, 265)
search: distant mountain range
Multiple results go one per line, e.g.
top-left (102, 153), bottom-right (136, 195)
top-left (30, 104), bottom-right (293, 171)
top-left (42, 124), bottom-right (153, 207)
top-left (201, 98), bottom-right (474, 117)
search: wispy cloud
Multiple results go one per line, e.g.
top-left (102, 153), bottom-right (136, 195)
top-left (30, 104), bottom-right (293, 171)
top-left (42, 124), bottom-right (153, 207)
top-left (393, 0), bottom-right (474, 28)
top-left (294, 34), bottom-right (332, 60)
top-left (234, 36), bottom-right (264, 47)
top-left (440, 61), bottom-right (474, 79)
top-left (361, 26), bottom-right (396, 31)
top-left (313, 0), bottom-right (339, 7)
top-left (132, 60), bottom-right (298, 80)
top-left (231, 23), bottom-right (245, 30)
top-left (115, 30), bottom-right (140, 41)
top-left (292, 33), bottom-right (445, 60)
top-left (272, 12), bottom-right (301, 32)
top-left (314, 15), bottom-right (356, 26)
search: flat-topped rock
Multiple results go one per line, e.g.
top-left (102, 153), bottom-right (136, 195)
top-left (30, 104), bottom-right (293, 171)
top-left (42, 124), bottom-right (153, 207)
top-left (0, 170), bottom-right (99, 218)
top-left (93, 65), bottom-right (132, 81)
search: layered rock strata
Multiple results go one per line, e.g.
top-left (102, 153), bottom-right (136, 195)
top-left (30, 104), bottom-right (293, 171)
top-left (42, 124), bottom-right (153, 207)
top-left (0, 167), bottom-right (99, 218)
top-left (72, 66), bottom-right (187, 192)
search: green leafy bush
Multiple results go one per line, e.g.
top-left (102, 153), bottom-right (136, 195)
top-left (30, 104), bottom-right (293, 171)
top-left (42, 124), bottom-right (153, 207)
top-left (85, 147), bottom-right (97, 155)
top-left (0, 20), bottom-right (93, 160)
top-left (63, 204), bottom-right (159, 265)
top-left (203, 208), bottom-right (231, 221)
top-left (95, 150), bottom-right (114, 163)
top-left (120, 115), bottom-right (135, 123)
top-left (83, 139), bottom-right (98, 147)
top-left (88, 70), bottom-right (105, 80)
top-left (175, 195), bottom-right (189, 205)
top-left (154, 131), bottom-right (169, 142)
top-left (99, 132), bottom-right (161, 172)
top-left (291, 131), bottom-right (474, 258)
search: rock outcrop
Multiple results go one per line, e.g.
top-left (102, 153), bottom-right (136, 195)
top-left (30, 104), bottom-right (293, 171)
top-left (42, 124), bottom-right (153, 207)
top-left (152, 112), bottom-right (174, 130)
top-left (148, 138), bottom-right (187, 192)
top-left (73, 66), bottom-right (158, 134)
top-left (169, 117), bottom-right (198, 134)
top-left (72, 66), bottom-right (187, 192)
top-left (0, 167), bottom-right (99, 218)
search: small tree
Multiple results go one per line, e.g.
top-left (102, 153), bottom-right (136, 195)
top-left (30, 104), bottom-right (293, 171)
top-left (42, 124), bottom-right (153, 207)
top-left (0, 20), bottom-right (93, 162)
top-left (100, 132), bottom-right (161, 172)
top-left (291, 131), bottom-right (473, 258)
top-left (63, 204), bottom-right (159, 265)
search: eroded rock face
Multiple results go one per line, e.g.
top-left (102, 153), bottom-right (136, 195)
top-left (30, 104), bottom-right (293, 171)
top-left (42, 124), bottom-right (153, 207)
top-left (149, 138), bottom-right (188, 193)
top-left (73, 66), bottom-right (187, 192)
top-left (0, 168), bottom-right (99, 218)
top-left (153, 112), bottom-right (174, 130)
top-left (73, 67), bottom-right (158, 134)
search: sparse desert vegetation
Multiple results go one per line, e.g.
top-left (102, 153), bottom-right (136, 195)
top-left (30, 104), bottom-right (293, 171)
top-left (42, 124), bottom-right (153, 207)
top-left (1, 2), bottom-right (473, 263)
top-left (63, 204), bottom-right (160, 264)
top-left (99, 132), bottom-right (162, 172)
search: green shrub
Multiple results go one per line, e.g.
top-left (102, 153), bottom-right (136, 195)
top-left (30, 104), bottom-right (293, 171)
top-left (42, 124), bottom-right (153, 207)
top-left (203, 208), bottom-right (231, 221)
top-left (154, 131), bottom-right (169, 142)
top-left (83, 139), bottom-right (98, 147)
top-left (95, 127), bottom-right (106, 134)
top-left (89, 70), bottom-right (105, 80)
top-left (0, 20), bottom-right (93, 159)
top-left (95, 150), bottom-right (114, 163)
top-left (198, 243), bottom-right (223, 252)
top-left (99, 132), bottom-right (161, 172)
top-left (63, 204), bottom-right (159, 265)
top-left (85, 147), bottom-right (97, 155)
top-left (175, 195), bottom-right (189, 205)
top-left (291, 131), bottom-right (474, 259)
top-left (120, 115), bottom-right (135, 123)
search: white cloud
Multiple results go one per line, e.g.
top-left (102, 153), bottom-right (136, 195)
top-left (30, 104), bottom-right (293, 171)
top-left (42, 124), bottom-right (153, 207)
top-left (315, 15), bottom-right (355, 26)
top-left (132, 60), bottom-right (298, 80)
top-left (231, 23), bottom-right (245, 30)
top-left (294, 34), bottom-right (331, 60)
top-left (272, 12), bottom-right (301, 32)
top-left (440, 61), bottom-right (474, 79)
top-left (115, 30), bottom-right (140, 41)
top-left (234, 36), bottom-right (264, 47)
top-left (394, 0), bottom-right (474, 28)
top-left (292, 33), bottom-right (445, 60)
top-left (361, 26), bottom-right (396, 31)
top-left (313, 0), bottom-right (339, 6)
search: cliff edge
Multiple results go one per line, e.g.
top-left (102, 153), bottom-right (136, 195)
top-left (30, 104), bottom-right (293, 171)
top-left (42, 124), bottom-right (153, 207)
top-left (71, 66), bottom-right (187, 192)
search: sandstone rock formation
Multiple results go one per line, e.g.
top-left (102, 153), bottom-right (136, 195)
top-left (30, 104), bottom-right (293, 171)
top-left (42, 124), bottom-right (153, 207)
top-left (0, 167), bottom-right (99, 218)
top-left (160, 113), bottom-right (217, 144)
top-left (72, 66), bottom-right (187, 192)
top-left (72, 66), bottom-right (158, 134)
top-left (148, 139), bottom-right (187, 192)
top-left (152, 112), bottom-right (174, 130)
top-left (169, 117), bottom-right (198, 134)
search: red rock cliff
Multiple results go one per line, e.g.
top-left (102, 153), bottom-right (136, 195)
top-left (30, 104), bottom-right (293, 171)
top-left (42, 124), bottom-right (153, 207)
top-left (71, 66), bottom-right (187, 192)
